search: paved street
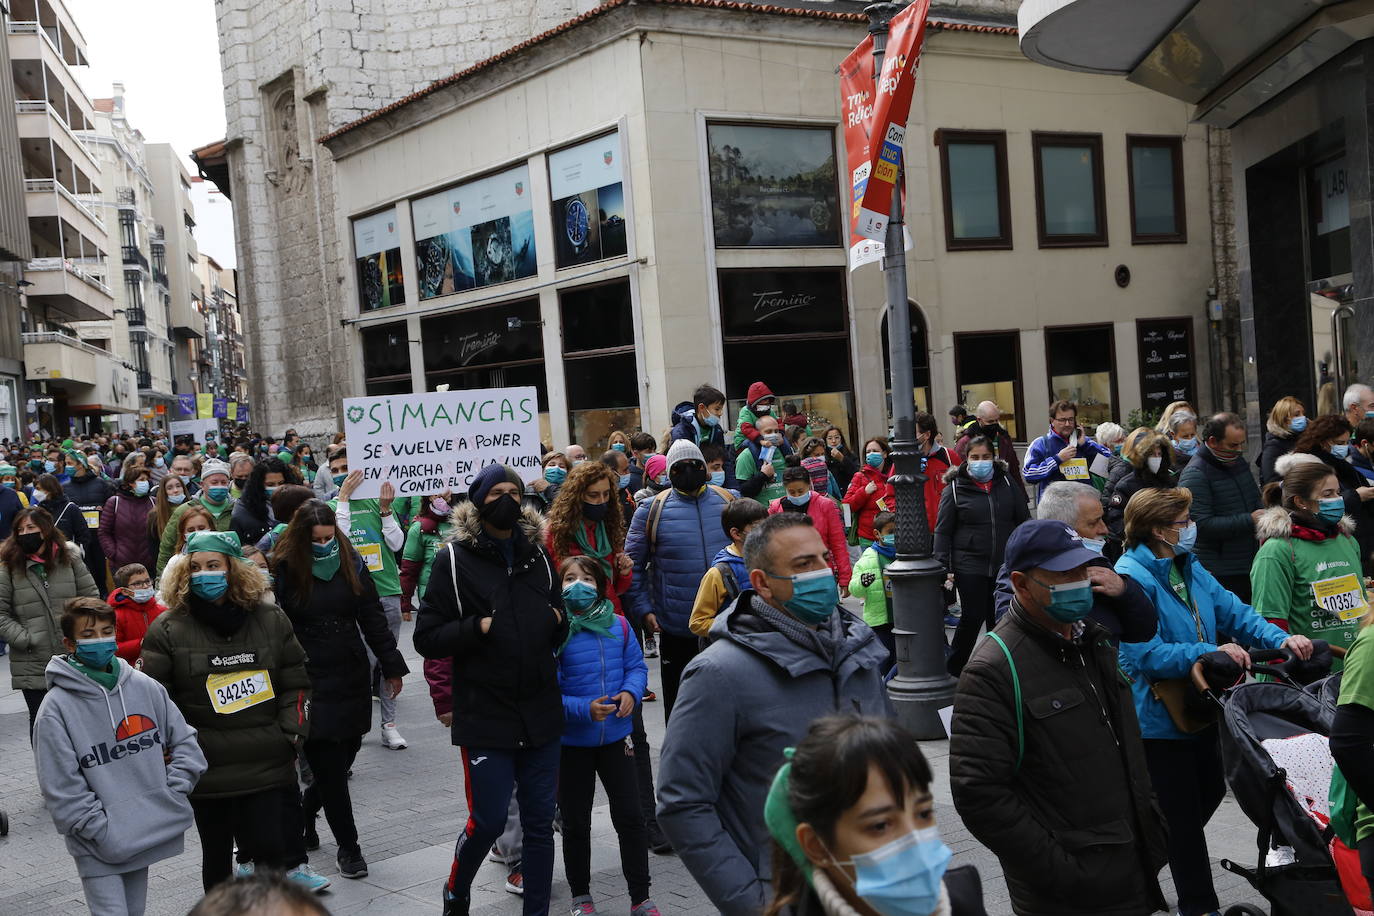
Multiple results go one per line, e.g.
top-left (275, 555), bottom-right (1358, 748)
top-left (0, 607), bottom-right (1271, 915)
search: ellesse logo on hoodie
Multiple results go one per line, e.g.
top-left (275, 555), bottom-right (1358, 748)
top-left (79, 714), bottom-right (163, 769)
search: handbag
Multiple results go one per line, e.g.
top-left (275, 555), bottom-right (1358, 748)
top-left (1148, 677), bottom-right (1218, 733)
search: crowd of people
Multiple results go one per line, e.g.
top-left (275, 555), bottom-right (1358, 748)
top-left (14, 378), bottom-right (1374, 916)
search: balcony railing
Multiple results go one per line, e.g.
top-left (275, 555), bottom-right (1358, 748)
top-left (22, 330), bottom-right (117, 359)
top-left (116, 187), bottom-right (135, 207)
top-left (135, 369), bottom-right (152, 390)
top-left (25, 256), bottom-right (112, 296)
top-left (125, 307), bottom-right (146, 326)
top-left (152, 268), bottom-right (167, 287)
top-left (24, 177), bottom-right (106, 232)
top-left (14, 100), bottom-right (98, 165)
top-left (121, 245), bottom-right (148, 269)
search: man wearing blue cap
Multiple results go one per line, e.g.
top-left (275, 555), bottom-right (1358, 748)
top-left (949, 519), bottom-right (1168, 916)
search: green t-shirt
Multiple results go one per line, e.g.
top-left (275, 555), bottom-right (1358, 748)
top-left (1168, 563), bottom-right (1190, 609)
top-left (1250, 530), bottom-right (1364, 663)
top-left (402, 519), bottom-right (456, 601)
top-left (1339, 624), bottom-right (1374, 840)
top-left (736, 446), bottom-right (786, 507)
top-left (330, 498), bottom-right (400, 597)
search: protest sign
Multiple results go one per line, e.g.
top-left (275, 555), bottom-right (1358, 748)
top-left (170, 418), bottom-right (218, 442)
top-left (341, 386), bottom-right (541, 499)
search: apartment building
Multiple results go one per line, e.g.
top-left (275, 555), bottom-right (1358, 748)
top-left (145, 142), bottom-right (205, 400)
top-left (195, 253), bottom-right (248, 405)
top-left (0, 1), bottom-right (33, 440)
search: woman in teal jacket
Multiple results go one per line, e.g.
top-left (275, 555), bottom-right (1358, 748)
top-left (1114, 485), bottom-right (1310, 916)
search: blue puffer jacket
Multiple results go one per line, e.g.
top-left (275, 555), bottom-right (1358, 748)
top-left (1115, 542), bottom-right (1287, 740)
top-left (625, 486), bottom-right (733, 636)
top-left (558, 612), bottom-right (648, 748)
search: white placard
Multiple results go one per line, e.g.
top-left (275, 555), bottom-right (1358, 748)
top-left (937, 705), bottom-right (955, 740)
top-left (342, 386), bottom-right (541, 499)
top-left (169, 418), bottom-right (218, 441)
top-left (352, 209), bottom-right (400, 258)
top-left (548, 132), bottom-right (623, 200)
top-left (412, 164), bottom-right (534, 238)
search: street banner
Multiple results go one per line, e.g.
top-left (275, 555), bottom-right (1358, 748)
top-left (341, 386), bottom-right (541, 499)
top-left (237, 404), bottom-right (250, 424)
top-left (196, 393), bottom-right (214, 419)
top-left (226, 402), bottom-right (237, 424)
top-left (212, 397), bottom-right (228, 419)
top-left (175, 394), bottom-right (195, 417)
top-left (841, 0), bottom-right (931, 245)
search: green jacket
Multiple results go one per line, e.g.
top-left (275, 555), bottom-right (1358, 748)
top-left (1251, 507), bottom-right (1364, 663)
top-left (0, 545), bottom-right (99, 689)
top-left (402, 518), bottom-right (457, 602)
top-left (140, 598), bottom-right (311, 799)
top-left (848, 545), bottom-right (893, 628)
top-left (155, 497), bottom-right (234, 575)
top-left (735, 446), bottom-right (786, 507)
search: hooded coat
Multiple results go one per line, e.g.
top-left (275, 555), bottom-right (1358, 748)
top-left (63, 470), bottom-right (113, 594)
top-left (933, 460), bottom-right (1030, 577)
top-left (624, 481), bottom-right (734, 636)
top-left (33, 657), bottom-right (207, 877)
top-left (0, 543), bottom-right (99, 689)
top-left (98, 485), bottom-right (155, 572)
top-left (842, 463), bottom-right (893, 542)
top-left (558, 612), bottom-right (648, 748)
top-left (412, 500), bottom-right (568, 750)
top-left (108, 588), bottom-right (166, 665)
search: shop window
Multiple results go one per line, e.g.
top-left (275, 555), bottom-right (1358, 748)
top-left (352, 209), bottom-right (406, 311)
top-left (719, 267), bottom-right (853, 441)
top-left (1307, 155), bottom-right (1351, 280)
top-left (707, 123), bottom-right (841, 248)
top-left (1032, 132), bottom-right (1106, 247)
top-left (549, 132), bottom-right (628, 268)
top-left (881, 302), bottom-right (932, 418)
top-left (412, 164), bottom-right (537, 301)
top-left (937, 130), bottom-right (1011, 250)
top-left (954, 331), bottom-right (1024, 439)
top-left (561, 280), bottom-right (641, 448)
top-left (1045, 324), bottom-right (1118, 428)
top-left (360, 321), bottom-right (412, 396)
top-left (1127, 136), bottom-right (1186, 243)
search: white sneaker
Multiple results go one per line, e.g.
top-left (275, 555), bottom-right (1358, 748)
top-left (381, 722), bottom-right (407, 749)
top-left (642, 634), bottom-right (658, 658)
top-left (286, 863), bottom-right (331, 893)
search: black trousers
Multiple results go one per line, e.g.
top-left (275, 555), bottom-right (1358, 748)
top-left (1144, 734), bottom-right (1226, 916)
top-left (192, 785), bottom-right (295, 892)
top-left (558, 740), bottom-right (651, 904)
top-left (659, 632), bottom-right (700, 723)
top-left (303, 735), bottom-right (364, 852)
top-left (23, 687), bottom-right (45, 741)
top-left (625, 616), bottom-right (658, 830)
top-left (872, 623), bottom-right (896, 676)
top-left (948, 573), bottom-right (995, 677)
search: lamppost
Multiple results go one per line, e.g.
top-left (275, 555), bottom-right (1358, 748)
top-left (866, 0), bottom-right (956, 739)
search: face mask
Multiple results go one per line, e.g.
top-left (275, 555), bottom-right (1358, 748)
top-left (1318, 496), bottom-right (1346, 524)
top-left (74, 637), bottom-right (118, 670)
top-left (1147, 455), bottom-right (1163, 474)
top-left (478, 493), bottom-right (522, 530)
top-left (880, 533), bottom-right (895, 547)
top-left (671, 464), bottom-right (709, 494)
top-left (30, 489), bottom-right (44, 502)
top-left (1081, 537), bottom-right (1106, 555)
top-left (656, 474), bottom-right (669, 486)
top-left (1032, 577), bottom-right (1094, 623)
top-left (168, 491), bottom-right (186, 505)
top-left (205, 485), bottom-right (230, 504)
top-left (968, 460), bottom-right (994, 482)
top-left (1290, 415), bottom-right (1308, 433)
top-left (190, 570), bottom-right (229, 601)
top-left (611, 443), bottom-right (626, 453)
top-left (329, 472), bottom-right (346, 487)
top-left (544, 466), bottom-right (567, 485)
top-left (311, 538), bottom-right (337, 558)
top-left (0, 480), bottom-right (12, 489)
top-left (430, 498), bottom-right (450, 517)
top-left (772, 567), bottom-right (838, 624)
top-left (562, 580), bottom-right (598, 613)
top-left (44, 460), bottom-right (57, 473)
top-left (17, 532), bottom-right (43, 555)
top-left (1171, 521), bottom-right (1198, 554)
top-left (709, 470), bottom-right (726, 487)
top-left (582, 501), bottom-right (609, 522)
top-left (702, 412), bottom-right (721, 428)
top-left (131, 587), bottom-right (155, 604)
top-left (178, 474), bottom-right (193, 486)
top-left (755, 404), bottom-right (772, 415)
top-left (1210, 444), bottom-right (1244, 464)
top-left (133, 480), bottom-right (150, 497)
top-left (786, 492), bottom-right (812, 507)
top-left (154, 455), bottom-right (166, 468)
top-left (617, 473), bottom-right (631, 490)
top-left (29, 459), bottom-right (42, 471)
top-left (1176, 437), bottom-right (1198, 455)
top-left (866, 452), bottom-right (884, 469)
top-left (1333, 443), bottom-right (1351, 459)
top-left (833, 826), bottom-right (953, 916)
top-left (1366, 411), bottom-right (1374, 420)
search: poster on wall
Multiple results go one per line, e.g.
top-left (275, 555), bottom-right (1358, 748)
top-left (340, 386), bottom-right (541, 498)
top-left (1136, 318), bottom-right (1194, 416)
top-left (549, 133), bottom-right (626, 267)
top-left (707, 123), bottom-right (841, 248)
top-left (413, 165), bottom-right (537, 300)
top-left (353, 209), bottom-right (406, 311)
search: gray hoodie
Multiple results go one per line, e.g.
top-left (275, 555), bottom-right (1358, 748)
top-left (33, 656), bottom-right (207, 877)
top-left (656, 591), bottom-right (892, 915)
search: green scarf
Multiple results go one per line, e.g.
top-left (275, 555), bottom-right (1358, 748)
top-left (66, 655), bottom-right (120, 691)
top-left (561, 598), bottom-right (617, 651)
top-left (200, 494), bottom-right (232, 518)
top-left (572, 520), bottom-right (614, 580)
top-left (311, 540), bottom-right (342, 581)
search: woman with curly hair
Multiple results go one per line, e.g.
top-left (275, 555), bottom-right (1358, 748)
top-left (545, 462), bottom-right (632, 615)
top-left (231, 457), bottom-right (295, 547)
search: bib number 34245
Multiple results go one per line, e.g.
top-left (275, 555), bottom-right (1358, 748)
top-left (205, 670), bottom-right (275, 715)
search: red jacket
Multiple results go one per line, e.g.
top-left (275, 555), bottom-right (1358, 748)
top-left (844, 464), bottom-right (894, 541)
top-left (921, 446), bottom-right (960, 532)
top-left (545, 522), bottom-right (633, 616)
top-left (108, 589), bottom-right (166, 664)
top-left (767, 497), bottom-right (853, 588)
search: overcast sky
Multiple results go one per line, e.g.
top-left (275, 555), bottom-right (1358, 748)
top-left (67, 0), bottom-right (237, 267)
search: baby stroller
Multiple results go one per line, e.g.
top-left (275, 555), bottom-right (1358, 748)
top-left (1192, 643), bottom-right (1367, 916)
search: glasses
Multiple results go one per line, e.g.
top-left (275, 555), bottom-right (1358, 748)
top-left (1051, 416), bottom-right (1077, 426)
top-left (1166, 519), bottom-right (1191, 528)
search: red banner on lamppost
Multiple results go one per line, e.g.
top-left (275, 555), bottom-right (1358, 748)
top-left (839, 0), bottom-right (931, 266)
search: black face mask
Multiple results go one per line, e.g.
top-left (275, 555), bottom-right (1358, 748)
top-left (16, 532), bottom-right (43, 555)
top-left (670, 463), bottom-right (708, 494)
top-left (582, 501), bottom-right (609, 522)
top-left (478, 493), bottom-right (522, 530)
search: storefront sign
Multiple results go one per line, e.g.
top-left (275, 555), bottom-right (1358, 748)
top-left (412, 165), bottom-right (537, 299)
top-left (549, 132), bottom-right (627, 267)
top-left (341, 386), bottom-right (541, 498)
top-left (718, 269), bottom-right (847, 338)
top-left (1136, 318), bottom-right (1194, 414)
top-left (1313, 157), bottom-right (1349, 236)
top-left (353, 208), bottom-right (405, 311)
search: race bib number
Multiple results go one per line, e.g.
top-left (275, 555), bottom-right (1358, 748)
top-left (1060, 458), bottom-right (1090, 481)
top-left (356, 542), bottom-right (384, 572)
top-left (1312, 574), bottom-right (1369, 621)
top-left (205, 670), bottom-right (275, 715)
top-left (82, 509), bottom-right (100, 529)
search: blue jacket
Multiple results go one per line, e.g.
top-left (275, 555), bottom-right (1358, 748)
top-left (1023, 428), bottom-right (1113, 499)
top-left (669, 400), bottom-right (738, 488)
top-left (557, 612), bottom-right (648, 748)
top-left (1115, 543), bottom-right (1287, 739)
top-left (625, 486), bottom-right (733, 636)
top-left (0, 484), bottom-right (22, 540)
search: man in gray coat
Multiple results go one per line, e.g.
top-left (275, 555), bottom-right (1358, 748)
top-left (655, 512), bottom-right (891, 915)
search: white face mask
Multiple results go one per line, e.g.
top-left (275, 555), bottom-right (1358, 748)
top-left (1147, 456), bottom-right (1163, 474)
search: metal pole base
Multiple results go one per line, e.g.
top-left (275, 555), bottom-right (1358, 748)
top-left (885, 553), bottom-right (958, 740)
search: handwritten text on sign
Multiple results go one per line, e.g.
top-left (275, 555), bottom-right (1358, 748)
top-left (341, 387), bottom-right (541, 498)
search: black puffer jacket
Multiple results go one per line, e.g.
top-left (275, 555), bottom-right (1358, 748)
top-left (1259, 430), bottom-right (1297, 484)
top-left (63, 471), bottom-right (112, 594)
top-left (950, 604), bottom-right (1168, 916)
top-left (414, 500), bottom-right (567, 750)
top-left (1105, 466), bottom-right (1177, 544)
top-left (933, 460), bottom-right (1030, 577)
top-left (275, 557), bottom-right (408, 740)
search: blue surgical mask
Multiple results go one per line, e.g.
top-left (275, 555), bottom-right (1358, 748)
top-left (611, 443), bottom-right (626, 453)
top-left (43, 460), bottom-right (56, 473)
top-left (331, 472), bottom-right (347, 487)
top-left (154, 455), bottom-right (166, 468)
top-left (131, 587), bottom-right (155, 604)
top-left (1290, 415), bottom-right (1308, 433)
top-left (1319, 496), bottom-right (1346, 524)
top-left (617, 474), bottom-right (631, 490)
top-left (1032, 577), bottom-right (1094, 623)
top-left (703, 413), bottom-right (721, 428)
top-left (1, 480), bottom-right (12, 489)
top-left (168, 491), bottom-right (186, 505)
top-left (1081, 537), bottom-right (1106, 556)
top-left (1176, 437), bottom-right (1198, 455)
top-left (133, 480), bottom-right (150, 497)
top-left (709, 470), bottom-right (726, 487)
top-left (1173, 521), bottom-right (1198, 554)
top-left (206, 485), bottom-right (230, 504)
top-left (834, 826), bottom-right (952, 916)
top-left (1366, 411), bottom-right (1374, 420)
top-left (1333, 443), bottom-right (1351, 459)
top-left (562, 580), bottom-right (598, 613)
top-left (544, 466), bottom-right (567, 485)
top-left (880, 533), bottom-right (895, 547)
top-left (656, 474), bottom-right (669, 486)
top-left (311, 538), bottom-right (337, 558)
top-left (190, 570), bottom-right (229, 601)
top-left (74, 637), bottom-right (118, 670)
top-left (968, 459), bottom-right (994, 482)
top-left (786, 492), bottom-right (812, 507)
top-left (866, 452), bottom-right (884, 469)
top-left (770, 567), bottom-right (837, 624)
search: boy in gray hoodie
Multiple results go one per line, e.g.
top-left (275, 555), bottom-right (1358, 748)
top-left (32, 597), bottom-right (207, 916)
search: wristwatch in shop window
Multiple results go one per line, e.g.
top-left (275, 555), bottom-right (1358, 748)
top-left (565, 197), bottom-right (590, 255)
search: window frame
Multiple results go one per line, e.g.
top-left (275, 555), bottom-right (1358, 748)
top-left (1031, 131), bottom-right (1108, 248)
top-left (953, 329), bottom-right (1027, 442)
top-left (1042, 322), bottom-right (1120, 427)
top-left (1126, 134), bottom-right (1186, 244)
top-left (936, 129), bottom-right (1012, 251)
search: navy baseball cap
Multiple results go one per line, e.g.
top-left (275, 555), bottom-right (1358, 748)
top-left (1004, 519), bottom-right (1100, 573)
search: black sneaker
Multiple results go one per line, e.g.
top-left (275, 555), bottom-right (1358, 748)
top-left (647, 822), bottom-right (675, 855)
top-left (442, 885), bottom-right (468, 916)
top-left (337, 845), bottom-right (368, 879)
top-left (303, 818), bottom-right (319, 851)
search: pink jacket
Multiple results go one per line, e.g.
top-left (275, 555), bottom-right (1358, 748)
top-left (767, 496), bottom-right (853, 589)
top-left (424, 657), bottom-right (452, 718)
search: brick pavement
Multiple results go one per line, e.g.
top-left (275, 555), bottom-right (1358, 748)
top-left (0, 608), bottom-right (1273, 915)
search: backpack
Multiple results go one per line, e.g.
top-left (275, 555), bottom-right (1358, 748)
top-left (644, 485), bottom-right (735, 550)
top-left (713, 555), bottom-right (746, 609)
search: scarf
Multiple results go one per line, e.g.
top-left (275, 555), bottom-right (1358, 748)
top-left (67, 654), bottom-right (120, 691)
top-left (872, 541), bottom-right (896, 561)
top-left (312, 540), bottom-right (343, 581)
top-left (200, 494), bottom-right (231, 518)
top-left (750, 593), bottom-right (841, 668)
top-left (572, 519), bottom-right (614, 579)
top-left (561, 598), bottom-right (618, 651)
top-left (188, 591), bottom-right (249, 638)
top-left (1290, 510), bottom-right (1339, 542)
